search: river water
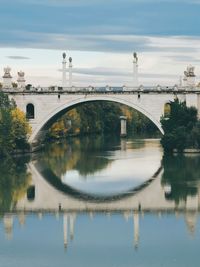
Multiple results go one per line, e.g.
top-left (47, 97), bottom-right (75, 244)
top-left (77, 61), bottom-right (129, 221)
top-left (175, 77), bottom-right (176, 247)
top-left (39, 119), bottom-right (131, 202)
top-left (0, 135), bottom-right (200, 267)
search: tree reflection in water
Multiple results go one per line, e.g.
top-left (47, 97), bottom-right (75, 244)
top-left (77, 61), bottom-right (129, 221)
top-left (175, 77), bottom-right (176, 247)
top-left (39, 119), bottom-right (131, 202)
top-left (38, 135), bottom-right (126, 178)
top-left (0, 156), bottom-right (31, 212)
top-left (162, 154), bottom-right (200, 204)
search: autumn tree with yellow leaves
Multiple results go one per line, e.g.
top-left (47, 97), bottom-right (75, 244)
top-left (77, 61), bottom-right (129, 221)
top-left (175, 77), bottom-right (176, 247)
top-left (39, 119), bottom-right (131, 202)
top-left (0, 92), bottom-right (31, 157)
top-left (47, 101), bottom-right (158, 140)
top-left (11, 108), bottom-right (31, 150)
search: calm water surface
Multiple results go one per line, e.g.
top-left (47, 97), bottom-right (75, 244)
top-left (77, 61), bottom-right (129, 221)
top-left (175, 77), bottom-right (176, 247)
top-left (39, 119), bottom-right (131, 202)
top-left (0, 135), bottom-right (200, 267)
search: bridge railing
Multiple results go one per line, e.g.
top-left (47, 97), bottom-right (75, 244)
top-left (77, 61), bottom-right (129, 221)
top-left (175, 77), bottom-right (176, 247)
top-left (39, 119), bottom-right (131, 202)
top-left (2, 85), bottom-right (200, 93)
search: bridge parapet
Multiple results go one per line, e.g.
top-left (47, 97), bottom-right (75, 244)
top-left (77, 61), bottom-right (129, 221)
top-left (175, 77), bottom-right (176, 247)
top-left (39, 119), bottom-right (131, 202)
top-left (2, 85), bottom-right (200, 94)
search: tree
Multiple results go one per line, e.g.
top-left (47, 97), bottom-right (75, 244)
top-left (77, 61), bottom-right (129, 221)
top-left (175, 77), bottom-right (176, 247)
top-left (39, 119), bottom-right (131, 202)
top-left (0, 108), bottom-right (15, 156)
top-left (0, 156), bottom-right (31, 211)
top-left (47, 101), bottom-right (159, 140)
top-left (160, 99), bottom-right (198, 153)
top-left (0, 92), bottom-right (16, 156)
top-left (161, 154), bottom-right (200, 204)
top-left (188, 121), bottom-right (200, 149)
top-left (0, 91), bottom-right (15, 110)
top-left (11, 108), bottom-right (31, 149)
top-left (0, 92), bottom-right (31, 157)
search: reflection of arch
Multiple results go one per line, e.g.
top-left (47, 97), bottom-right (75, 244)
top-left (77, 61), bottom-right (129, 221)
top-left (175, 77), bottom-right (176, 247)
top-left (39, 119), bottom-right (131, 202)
top-left (35, 162), bottom-right (162, 203)
top-left (29, 96), bottom-right (164, 143)
top-left (164, 103), bottom-right (171, 117)
top-left (26, 103), bottom-right (35, 119)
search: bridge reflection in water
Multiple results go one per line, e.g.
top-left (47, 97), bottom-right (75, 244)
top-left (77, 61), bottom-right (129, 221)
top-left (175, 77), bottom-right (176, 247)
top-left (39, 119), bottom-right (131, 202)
top-left (2, 210), bottom-right (199, 250)
top-left (2, 159), bottom-right (200, 250)
top-left (2, 211), bottom-right (143, 249)
top-left (1, 137), bottom-right (200, 254)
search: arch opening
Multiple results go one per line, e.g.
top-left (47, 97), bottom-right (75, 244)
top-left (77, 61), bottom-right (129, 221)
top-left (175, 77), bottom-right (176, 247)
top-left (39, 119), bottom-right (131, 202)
top-left (30, 97), bottom-right (164, 143)
top-left (26, 103), bottom-right (35, 119)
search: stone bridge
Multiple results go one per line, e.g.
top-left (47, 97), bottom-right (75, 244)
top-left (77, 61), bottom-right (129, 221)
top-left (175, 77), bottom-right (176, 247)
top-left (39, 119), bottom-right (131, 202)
top-left (5, 87), bottom-right (200, 144)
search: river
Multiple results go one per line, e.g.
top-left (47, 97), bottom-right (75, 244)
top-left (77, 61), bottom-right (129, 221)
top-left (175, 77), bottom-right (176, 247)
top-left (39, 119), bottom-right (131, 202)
top-left (0, 135), bottom-right (200, 267)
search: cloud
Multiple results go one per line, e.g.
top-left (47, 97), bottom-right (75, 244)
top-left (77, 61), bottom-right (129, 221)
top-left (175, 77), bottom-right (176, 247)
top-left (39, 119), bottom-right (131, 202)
top-left (1, 31), bottom-right (200, 54)
top-left (6, 56), bottom-right (30, 60)
top-left (58, 67), bottom-right (178, 79)
top-left (166, 55), bottom-right (200, 63)
top-left (0, 0), bottom-right (200, 38)
top-left (0, 0), bottom-right (199, 86)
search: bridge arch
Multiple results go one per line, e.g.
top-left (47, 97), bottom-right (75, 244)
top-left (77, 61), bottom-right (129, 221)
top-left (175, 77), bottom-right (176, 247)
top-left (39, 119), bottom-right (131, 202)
top-left (29, 95), bottom-right (164, 143)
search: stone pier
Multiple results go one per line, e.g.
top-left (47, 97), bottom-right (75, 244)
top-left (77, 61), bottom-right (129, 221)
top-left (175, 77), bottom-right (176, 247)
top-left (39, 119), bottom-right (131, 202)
top-left (120, 116), bottom-right (127, 137)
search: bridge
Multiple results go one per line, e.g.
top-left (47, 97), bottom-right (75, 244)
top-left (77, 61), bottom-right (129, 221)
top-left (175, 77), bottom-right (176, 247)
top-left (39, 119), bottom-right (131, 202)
top-left (4, 86), bottom-right (200, 144)
top-left (2, 53), bottom-right (200, 144)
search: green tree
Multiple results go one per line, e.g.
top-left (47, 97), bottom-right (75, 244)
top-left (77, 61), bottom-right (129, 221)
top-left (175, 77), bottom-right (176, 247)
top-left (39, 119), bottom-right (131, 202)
top-left (0, 156), bottom-right (31, 212)
top-left (161, 155), bottom-right (200, 204)
top-left (0, 92), bottom-right (15, 156)
top-left (47, 101), bottom-right (159, 140)
top-left (189, 121), bottom-right (200, 148)
top-left (161, 99), bottom-right (198, 153)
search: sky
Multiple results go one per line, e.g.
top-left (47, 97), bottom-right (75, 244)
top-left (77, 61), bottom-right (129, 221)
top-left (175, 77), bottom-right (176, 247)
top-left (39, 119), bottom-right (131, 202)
top-left (0, 0), bottom-right (200, 86)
